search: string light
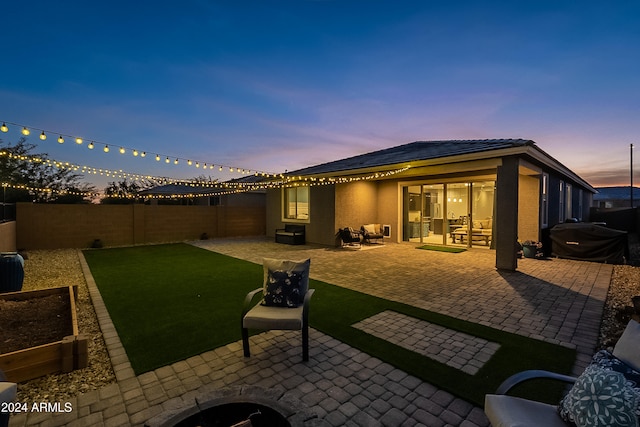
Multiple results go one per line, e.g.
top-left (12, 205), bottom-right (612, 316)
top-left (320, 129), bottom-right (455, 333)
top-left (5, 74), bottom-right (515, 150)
top-left (156, 154), bottom-right (161, 161)
top-left (39, 131), bottom-right (47, 140)
top-left (1, 119), bottom-right (282, 178)
top-left (103, 145), bottom-right (110, 153)
top-left (88, 142), bottom-right (94, 149)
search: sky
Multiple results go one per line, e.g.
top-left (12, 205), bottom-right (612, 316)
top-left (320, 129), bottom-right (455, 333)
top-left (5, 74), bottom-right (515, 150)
top-left (1, 0), bottom-right (639, 192)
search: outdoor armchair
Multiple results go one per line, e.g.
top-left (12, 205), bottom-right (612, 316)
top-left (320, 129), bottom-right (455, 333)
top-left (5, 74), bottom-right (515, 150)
top-left (338, 227), bottom-right (362, 247)
top-left (484, 319), bottom-right (640, 427)
top-left (241, 258), bottom-right (314, 362)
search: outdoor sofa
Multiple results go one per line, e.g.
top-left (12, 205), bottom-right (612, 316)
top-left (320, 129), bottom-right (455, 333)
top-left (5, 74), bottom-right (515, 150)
top-left (484, 319), bottom-right (640, 426)
top-left (275, 224), bottom-right (305, 245)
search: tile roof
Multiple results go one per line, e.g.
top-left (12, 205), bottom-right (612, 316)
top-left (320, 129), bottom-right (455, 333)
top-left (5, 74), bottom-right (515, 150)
top-left (289, 139), bottom-right (534, 175)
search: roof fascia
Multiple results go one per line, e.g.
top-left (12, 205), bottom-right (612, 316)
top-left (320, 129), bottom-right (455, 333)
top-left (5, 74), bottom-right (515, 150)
top-left (523, 146), bottom-right (596, 193)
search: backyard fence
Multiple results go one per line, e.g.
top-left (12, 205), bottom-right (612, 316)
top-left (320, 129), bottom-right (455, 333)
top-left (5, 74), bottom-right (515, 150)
top-left (15, 203), bottom-right (266, 250)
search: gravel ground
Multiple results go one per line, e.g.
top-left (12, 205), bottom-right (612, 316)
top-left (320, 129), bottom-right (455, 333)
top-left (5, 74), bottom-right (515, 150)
top-left (8, 248), bottom-right (640, 404)
top-left (13, 249), bottom-right (116, 404)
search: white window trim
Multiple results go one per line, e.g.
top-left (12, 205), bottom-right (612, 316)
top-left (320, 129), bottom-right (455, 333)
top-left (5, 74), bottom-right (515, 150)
top-left (541, 173), bottom-right (549, 228)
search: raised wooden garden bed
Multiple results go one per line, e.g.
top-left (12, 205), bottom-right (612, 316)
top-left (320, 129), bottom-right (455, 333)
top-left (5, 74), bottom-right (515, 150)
top-left (0, 285), bottom-right (88, 383)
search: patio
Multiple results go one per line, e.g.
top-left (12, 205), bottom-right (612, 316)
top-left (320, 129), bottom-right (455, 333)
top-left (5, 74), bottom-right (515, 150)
top-left (9, 238), bottom-right (612, 426)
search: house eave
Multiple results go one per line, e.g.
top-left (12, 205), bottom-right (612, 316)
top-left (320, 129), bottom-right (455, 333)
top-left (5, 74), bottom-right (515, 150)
top-left (284, 144), bottom-right (596, 193)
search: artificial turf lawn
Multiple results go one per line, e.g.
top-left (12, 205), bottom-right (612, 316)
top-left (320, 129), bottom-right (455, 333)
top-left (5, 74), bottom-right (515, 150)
top-left (83, 243), bottom-right (576, 406)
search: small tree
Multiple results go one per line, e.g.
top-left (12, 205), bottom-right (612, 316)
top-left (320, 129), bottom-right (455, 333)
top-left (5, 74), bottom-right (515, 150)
top-left (0, 137), bottom-right (94, 203)
top-left (101, 178), bottom-right (155, 204)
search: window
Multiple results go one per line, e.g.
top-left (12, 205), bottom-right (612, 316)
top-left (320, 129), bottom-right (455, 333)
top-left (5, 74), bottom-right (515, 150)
top-left (559, 181), bottom-right (565, 223)
top-left (565, 183), bottom-right (572, 220)
top-left (577, 189), bottom-right (583, 220)
top-left (541, 173), bottom-right (549, 228)
top-left (283, 186), bottom-right (309, 220)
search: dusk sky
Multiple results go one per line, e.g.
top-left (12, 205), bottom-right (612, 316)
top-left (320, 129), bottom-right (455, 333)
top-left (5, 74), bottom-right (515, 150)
top-left (1, 1), bottom-right (639, 191)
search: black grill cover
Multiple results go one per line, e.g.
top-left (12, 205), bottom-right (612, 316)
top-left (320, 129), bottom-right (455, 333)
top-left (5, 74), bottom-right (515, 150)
top-left (550, 223), bottom-right (628, 263)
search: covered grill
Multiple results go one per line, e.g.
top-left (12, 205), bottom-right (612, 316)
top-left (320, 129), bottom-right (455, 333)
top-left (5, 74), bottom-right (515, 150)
top-left (550, 223), bottom-right (628, 264)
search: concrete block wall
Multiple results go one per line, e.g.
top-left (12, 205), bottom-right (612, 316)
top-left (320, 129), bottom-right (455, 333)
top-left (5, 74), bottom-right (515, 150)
top-left (16, 203), bottom-right (266, 249)
top-left (0, 221), bottom-right (16, 252)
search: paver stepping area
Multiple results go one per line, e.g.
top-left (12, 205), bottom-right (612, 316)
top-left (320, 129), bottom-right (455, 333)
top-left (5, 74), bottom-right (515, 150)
top-left (352, 311), bottom-right (501, 375)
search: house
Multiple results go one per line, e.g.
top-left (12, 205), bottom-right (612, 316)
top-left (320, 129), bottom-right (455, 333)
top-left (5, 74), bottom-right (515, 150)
top-left (265, 139), bottom-right (596, 270)
top-left (592, 186), bottom-right (640, 208)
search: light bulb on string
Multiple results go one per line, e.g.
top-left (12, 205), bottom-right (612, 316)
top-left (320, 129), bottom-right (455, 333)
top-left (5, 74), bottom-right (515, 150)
top-left (155, 154), bottom-right (160, 161)
top-left (22, 127), bottom-right (30, 136)
top-left (174, 158), bottom-right (178, 165)
top-left (39, 131), bottom-right (46, 140)
top-left (165, 157), bottom-right (170, 164)
top-left (187, 160), bottom-right (192, 166)
top-left (119, 147), bottom-right (125, 154)
top-left (58, 136), bottom-right (64, 144)
top-left (75, 137), bottom-right (83, 145)
top-left (0, 123), bottom-right (8, 132)
top-left (141, 152), bottom-right (146, 157)
top-left (88, 142), bottom-right (94, 149)
top-left (133, 150), bottom-right (139, 157)
top-left (104, 145), bottom-right (110, 153)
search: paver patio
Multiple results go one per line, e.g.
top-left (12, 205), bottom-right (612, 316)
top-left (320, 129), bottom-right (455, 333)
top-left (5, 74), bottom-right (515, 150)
top-left (8, 238), bottom-right (612, 426)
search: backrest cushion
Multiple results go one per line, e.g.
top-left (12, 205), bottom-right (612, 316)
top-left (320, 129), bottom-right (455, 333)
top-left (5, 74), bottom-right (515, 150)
top-left (614, 320), bottom-right (640, 372)
top-left (262, 258), bottom-right (310, 307)
top-left (363, 224), bottom-right (376, 234)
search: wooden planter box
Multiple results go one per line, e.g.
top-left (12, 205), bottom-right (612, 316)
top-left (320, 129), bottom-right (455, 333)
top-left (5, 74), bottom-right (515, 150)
top-left (0, 286), bottom-right (88, 383)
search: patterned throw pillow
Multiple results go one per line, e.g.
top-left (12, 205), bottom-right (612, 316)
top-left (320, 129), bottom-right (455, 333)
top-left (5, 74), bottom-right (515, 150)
top-left (558, 350), bottom-right (640, 427)
top-left (262, 269), bottom-right (303, 308)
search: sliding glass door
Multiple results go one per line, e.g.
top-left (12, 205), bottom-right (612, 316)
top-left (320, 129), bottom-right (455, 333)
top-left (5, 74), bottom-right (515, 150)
top-left (403, 181), bottom-right (494, 247)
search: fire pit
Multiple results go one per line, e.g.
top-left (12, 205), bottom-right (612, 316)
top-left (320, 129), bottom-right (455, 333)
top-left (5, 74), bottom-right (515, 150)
top-left (145, 385), bottom-right (315, 427)
top-left (174, 402), bottom-right (290, 427)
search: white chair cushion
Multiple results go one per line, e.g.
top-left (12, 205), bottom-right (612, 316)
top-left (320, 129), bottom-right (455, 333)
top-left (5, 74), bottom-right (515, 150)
top-left (242, 304), bottom-right (303, 330)
top-left (484, 394), bottom-right (568, 427)
top-left (613, 319), bottom-right (640, 372)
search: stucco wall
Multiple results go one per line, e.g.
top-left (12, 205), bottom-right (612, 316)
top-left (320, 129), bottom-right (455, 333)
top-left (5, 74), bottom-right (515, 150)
top-left (308, 185), bottom-right (336, 246)
top-left (518, 174), bottom-right (540, 241)
top-left (377, 181), bottom-right (400, 242)
top-left (335, 181), bottom-right (378, 231)
top-left (16, 203), bottom-right (265, 249)
top-left (265, 186), bottom-right (336, 246)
